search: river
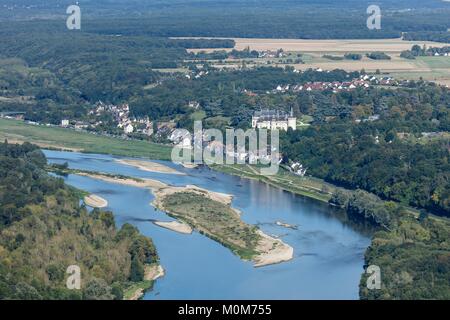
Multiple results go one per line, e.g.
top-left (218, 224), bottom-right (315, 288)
top-left (44, 150), bottom-right (372, 300)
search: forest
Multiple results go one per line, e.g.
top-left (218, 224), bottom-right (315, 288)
top-left (2, 1), bottom-right (449, 41)
top-left (0, 142), bottom-right (157, 299)
top-left (403, 32), bottom-right (450, 44)
top-left (360, 212), bottom-right (450, 299)
top-left (279, 82), bottom-right (450, 217)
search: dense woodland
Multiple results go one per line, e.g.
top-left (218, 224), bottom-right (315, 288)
top-left (330, 188), bottom-right (450, 299)
top-left (360, 211), bottom-right (450, 299)
top-left (280, 82), bottom-right (450, 217)
top-left (2, 1), bottom-right (449, 40)
top-left (0, 24), bottom-right (236, 123)
top-left (403, 32), bottom-right (450, 44)
top-left (0, 142), bottom-right (157, 299)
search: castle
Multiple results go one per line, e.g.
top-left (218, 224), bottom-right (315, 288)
top-left (251, 109), bottom-right (297, 131)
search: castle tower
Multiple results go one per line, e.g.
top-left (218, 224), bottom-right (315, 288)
top-left (288, 107), bottom-right (297, 130)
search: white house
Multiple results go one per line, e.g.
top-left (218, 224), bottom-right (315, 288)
top-left (124, 123), bottom-right (134, 134)
top-left (291, 162), bottom-right (307, 176)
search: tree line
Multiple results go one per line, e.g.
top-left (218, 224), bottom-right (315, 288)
top-left (0, 141), bottom-right (158, 299)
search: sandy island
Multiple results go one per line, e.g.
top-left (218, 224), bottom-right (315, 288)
top-left (116, 159), bottom-right (184, 175)
top-left (175, 162), bottom-right (199, 169)
top-left (153, 220), bottom-right (193, 234)
top-left (276, 221), bottom-right (298, 230)
top-left (145, 264), bottom-right (165, 281)
top-left (83, 194), bottom-right (108, 208)
top-left (76, 171), bottom-right (293, 267)
top-left (254, 231), bottom-right (294, 267)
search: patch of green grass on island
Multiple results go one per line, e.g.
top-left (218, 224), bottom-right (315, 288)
top-left (211, 164), bottom-right (333, 203)
top-left (0, 118), bottom-right (173, 160)
top-left (160, 191), bottom-right (261, 260)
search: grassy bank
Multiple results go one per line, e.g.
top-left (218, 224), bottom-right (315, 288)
top-left (211, 163), bottom-right (334, 203)
top-left (123, 279), bottom-right (154, 300)
top-left (0, 118), bottom-right (172, 160)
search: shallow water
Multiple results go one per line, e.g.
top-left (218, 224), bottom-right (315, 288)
top-left (45, 150), bottom-right (372, 299)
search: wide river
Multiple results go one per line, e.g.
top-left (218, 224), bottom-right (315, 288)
top-left (45, 150), bottom-right (372, 299)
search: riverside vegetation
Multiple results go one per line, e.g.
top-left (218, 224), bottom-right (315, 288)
top-left (0, 141), bottom-right (159, 299)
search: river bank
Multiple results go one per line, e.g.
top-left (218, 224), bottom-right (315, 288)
top-left (211, 164), bottom-right (334, 204)
top-left (83, 194), bottom-right (108, 208)
top-left (64, 168), bottom-right (293, 267)
top-left (153, 220), bottom-right (193, 234)
top-left (116, 159), bottom-right (184, 175)
top-left (126, 264), bottom-right (166, 300)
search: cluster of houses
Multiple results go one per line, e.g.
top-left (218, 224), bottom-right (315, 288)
top-left (203, 140), bottom-right (282, 164)
top-left (88, 102), bottom-right (153, 135)
top-left (290, 162), bottom-right (307, 177)
top-left (432, 52), bottom-right (449, 57)
top-left (169, 127), bottom-right (311, 175)
top-left (426, 46), bottom-right (450, 57)
top-left (170, 108), bottom-right (298, 151)
top-left (354, 114), bottom-right (380, 123)
top-left (169, 128), bottom-right (282, 163)
top-left (0, 111), bottom-right (25, 120)
top-left (271, 75), bottom-right (404, 94)
top-left (185, 70), bottom-right (209, 80)
top-left (188, 101), bottom-right (201, 109)
top-left (60, 119), bottom-right (90, 130)
top-left (273, 77), bottom-right (370, 94)
top-left (167, 108), bottom-right (301, 166)
top-left (258, 50), bottom-right (285, 59)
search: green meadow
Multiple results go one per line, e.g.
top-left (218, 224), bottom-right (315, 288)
top-left (0, 118), bottom-right (173, 160)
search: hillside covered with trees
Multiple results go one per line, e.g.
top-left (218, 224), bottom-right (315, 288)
top-left (0, 142), bottom-right (157, 299)
top-left (280, 82), bottom-right (450, 217)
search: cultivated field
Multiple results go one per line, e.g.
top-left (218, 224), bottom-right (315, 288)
top-left (183, 37), bottom-right (450, 85)
top-left (185, 38), bottom-right (448, 54)
top-left (233, 38), bottom-right (448, 53)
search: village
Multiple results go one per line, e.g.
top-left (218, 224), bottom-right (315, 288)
top-left (271, 74), bottom-right (400, 94)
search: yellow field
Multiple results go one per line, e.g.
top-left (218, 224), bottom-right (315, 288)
top-left (181, 37), bottom-right (450, 86)
top-left (184, 38), bottom-right (447, 54)
top-left (232, 38), bottom-right (447, 53)
top-left (292, 55), bottom-right (419, 71)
